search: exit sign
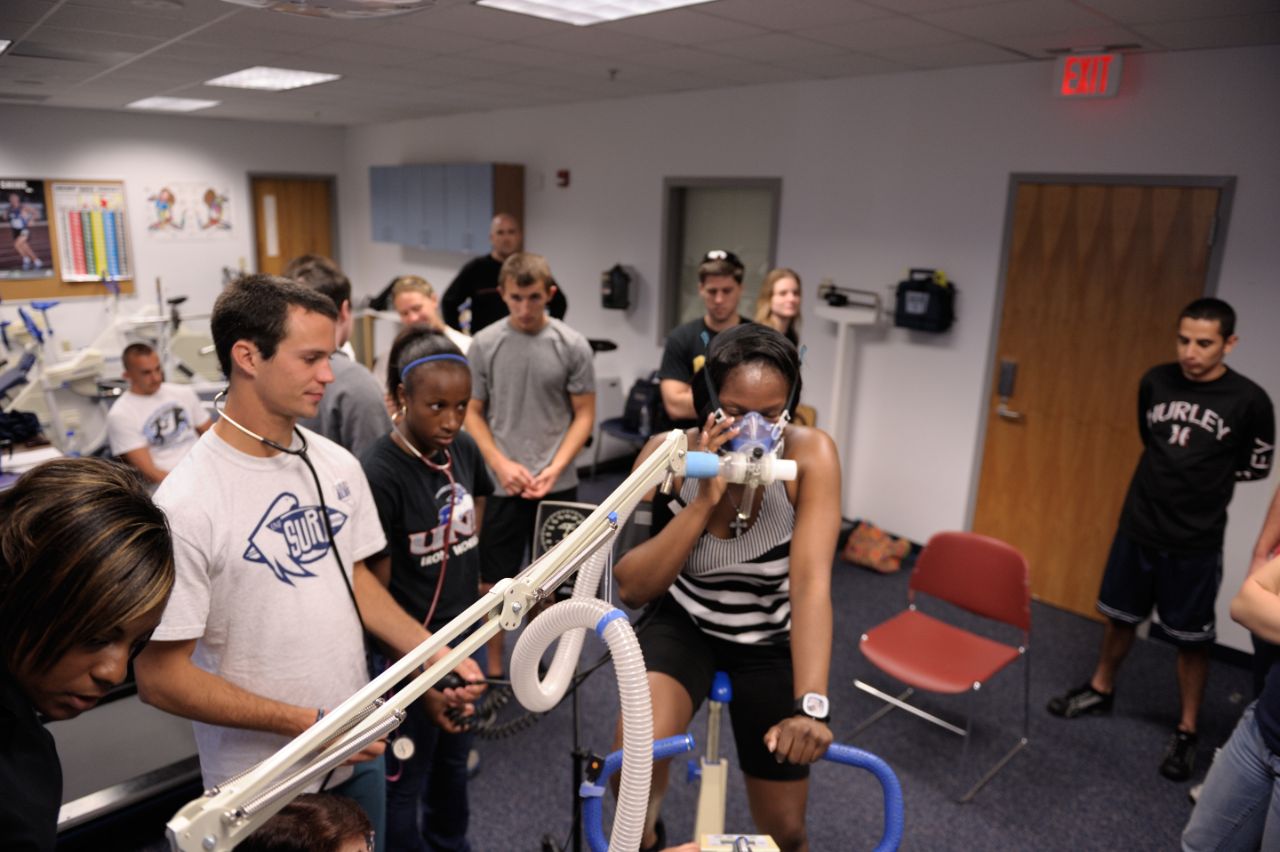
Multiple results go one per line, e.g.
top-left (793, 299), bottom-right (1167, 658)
top-left (1054, 53), bottom-right (1123, 98)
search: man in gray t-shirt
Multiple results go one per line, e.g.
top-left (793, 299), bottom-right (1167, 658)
top-left (466, 252), bottom-right (595, 676)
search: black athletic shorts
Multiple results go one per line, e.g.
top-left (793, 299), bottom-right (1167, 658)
top-left (639, 594), bottom-right (806, 781)
top-left (478, 487), bottom-right (577, 585)
top-left (1096, 529), bottom-right (1223, 646)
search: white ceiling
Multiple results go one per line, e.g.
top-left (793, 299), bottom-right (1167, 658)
top-left (2, 0), bottom-right (1278, 125)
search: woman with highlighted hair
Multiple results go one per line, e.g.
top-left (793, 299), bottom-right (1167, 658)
top-left (0, 458), bottom-right (174, 850)
top-left (612, 323), bottom-right (840, 852)
top-left (754, 268), bottom-right (802, 346)
top-left (360, 324), bottom-right (490, 852)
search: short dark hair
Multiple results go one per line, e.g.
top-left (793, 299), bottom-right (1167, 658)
top-left (693, 323), bottom-right (802, 424)
top-left (121, 341), bottom-right (156, 368)
top-left (1180, 297), bottom-right (1236, 339)
top-left (285, 254), bottom-right (351, 314)
top-left (498, 252), bottom-right (552, 290)
top-left (238, 793), bottom-right (372, 852)
top-left (698, 250), bottom-right (745, 285)
top-left (212, 274), bottom-right (338, 378)
top-left (386, 323), bottom-right (466, 404)
top-left (0, 458), bottom-right (174, 675)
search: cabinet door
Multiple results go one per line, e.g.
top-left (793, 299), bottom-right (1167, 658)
top-left (403, 165), bottom-right (445, 249)
top-left (443, 164), bottom-right (470, 253)
top-left (464, 163), bottom-right (494, 255)
top-left (369, 166), bottom-right (403, 244)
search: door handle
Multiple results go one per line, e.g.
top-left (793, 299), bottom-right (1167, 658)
top-left (997, 402), bottom-right (1024, 422)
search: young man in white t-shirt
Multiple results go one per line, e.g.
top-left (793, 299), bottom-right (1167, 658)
top-left (134, 275), bottom-right (483, 849)
top-left (106, 342), bottom-right (211, 484)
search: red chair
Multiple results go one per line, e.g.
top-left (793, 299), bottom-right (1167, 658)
top-left (852, 531), bottom-right (1030, 803)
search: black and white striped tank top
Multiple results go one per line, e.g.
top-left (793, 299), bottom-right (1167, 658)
top-left (667, 477), bottom-right (795, 646)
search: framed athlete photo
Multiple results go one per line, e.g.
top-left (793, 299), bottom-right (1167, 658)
top-left (0, 178), bottom-right (56, 281)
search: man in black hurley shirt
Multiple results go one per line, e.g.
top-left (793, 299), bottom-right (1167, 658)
top-left (440, 213), bottom-right (567, 335)
top-left (657, 249), bottom-right (752, 430)
top-left (1049, 298), bottom-right (1274, 783)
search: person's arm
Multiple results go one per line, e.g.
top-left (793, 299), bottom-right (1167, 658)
top-left (660, 380), bottom-right (696, 422)
top-left (121, 447), bottom-right (169, 485)
top-left (614, 417), bottom-right (736, 608)
top-left (368, 553), bottom-right (392, 587)
top-left (465, 398), bottom-right (533, 494)
top-left (135, 639), bottom-right (318, 738)
top-left (1232, 555), bottom-right (1280, 643)
top-left (523, 391), bottom-right (595, 499)
top-left (440, 273), bottom-right (469, 331)
top-left (764, 427), bottom-right (841, 765)
top-left (1251, 485), bottom-right (1280, 575)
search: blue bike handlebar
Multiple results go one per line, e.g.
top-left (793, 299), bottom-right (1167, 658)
top-left (580, 736), bottom-right (904, 852)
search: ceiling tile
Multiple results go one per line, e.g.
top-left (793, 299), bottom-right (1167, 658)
top-left (350, 21), bottom-right (496, 53)
top-left (597, 9), bottom-right (767, 44)
top-left (796, 16), bottom-right (962, 51)
top-left (865, 39), bottom-right (1025, 67)
top-left (460, 42), bottom-right (592, 70)
top-left (2, 0), bottom-right (60, 27)
top-left (1077, 0), bottom-right (1280, 25)
top-left (769, 50), bottom-right (914, 77)
top-left (1131, 12), bottom-right (1280, 48)
top-left (526, 27), bottom-right (667, 58)
top-left (701, 32), bottom-right (848, 62)
top-left (47, 5), bottom-right (210, 39)
top-left (916, 0), bottom-right (1114, 40)
top-left (408, 3), bottom-right (571, 40)
top-left (626, 45), bottom-right (748, 71)
top-left (995, 25), bottom-right (1152, 55)
top-left (862, 0), bottom-right (1014, 11)
top-left (412, 53), bottom-right (525, 80)
top-left (702, 0), bottom-right (890, 30)
top-left (0, 53), bottom-right (110, 84)
top-left (14, 27), bottom-right (165, 58)
top-left (183, 18), bottom-right (331, 52)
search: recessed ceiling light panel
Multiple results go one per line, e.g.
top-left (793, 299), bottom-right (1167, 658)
top-left (128, 96), bottom-right (221, 112)
top-left (221, 0), bottom-right (434, 19)
top-left (474, 0), bottom-right (715, 26)
top-left (204, 66), bottom-right (340, 91)
top-left (0, 39), bottom-right (13, 57)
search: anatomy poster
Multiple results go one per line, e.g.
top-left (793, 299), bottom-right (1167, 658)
top-left (0, 178), bottom-right (55, 280)
top-left (143, 182), bottom-right (234, 239)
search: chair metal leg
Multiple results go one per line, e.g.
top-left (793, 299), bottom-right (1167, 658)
top-left (590, 428), bottom-right (603, 479)
top-left (958, 736), bottom-right (1028, 804)
top-left (853, 679), bottom-right (964, 736)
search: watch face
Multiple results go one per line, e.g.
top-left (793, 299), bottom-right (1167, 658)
top-left (802, 693), bottom-right (829, 718)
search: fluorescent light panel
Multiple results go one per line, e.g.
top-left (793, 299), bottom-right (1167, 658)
top-left (474, 0), bottom-right (715, 26)
top-left (0, 39), bottom-right (13, 57)
top-left (204, 66), bottom-right (340, 91)
top-left (127, 96), bottom-right (221, 112)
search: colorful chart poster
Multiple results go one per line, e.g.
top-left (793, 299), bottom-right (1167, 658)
top-left (143, 182), bottom-right (234, 240)
top-left (0, 178), bottom-right (56, 280)
top-left (51, 181), bottom-right (133, 282)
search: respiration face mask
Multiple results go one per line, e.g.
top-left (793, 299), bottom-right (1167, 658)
top-left (724, 409), bottom-right (789, 457)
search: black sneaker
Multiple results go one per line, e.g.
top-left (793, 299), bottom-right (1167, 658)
top-left (1160, 730), bottom-right (1198, 782)
top-left (1046, 683), bottom-right (1114, 718)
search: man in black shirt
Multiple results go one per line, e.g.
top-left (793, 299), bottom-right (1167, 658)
top-left (440, 214), bottom-right (566, 335)
top-left (1048, 298), bottom-right (1274, 783)
top-left (657, 249), bottom-right (752, 430)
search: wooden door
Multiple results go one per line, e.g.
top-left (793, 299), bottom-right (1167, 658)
top-left (250, 176), bottom-right (334, 275)
top-left (972, 181), bottom-right (1223, 618)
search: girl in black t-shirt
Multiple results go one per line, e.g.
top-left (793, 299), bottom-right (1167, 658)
top-left (360, 325), bottom-right (491, 852)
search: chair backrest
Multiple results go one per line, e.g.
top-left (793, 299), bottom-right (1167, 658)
top-left (620, 372), bottom-right (661, 432)
top-left (908, 531), bottom-right (1030, 632)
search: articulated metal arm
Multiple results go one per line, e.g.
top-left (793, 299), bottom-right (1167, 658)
top-left (168, 430), bottom-right (699, 852)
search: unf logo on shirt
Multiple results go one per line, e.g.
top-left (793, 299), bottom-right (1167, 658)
top-left (145, 403), bottom-right (191, 447)
top-left (244, 492), bottom-right (348, 585)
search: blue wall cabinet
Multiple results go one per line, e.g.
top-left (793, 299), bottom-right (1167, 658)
top-left (369, 162), bottom-right (523, 253)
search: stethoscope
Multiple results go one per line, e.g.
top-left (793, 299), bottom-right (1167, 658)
top-left (212, 390), bottom-right (363, 624)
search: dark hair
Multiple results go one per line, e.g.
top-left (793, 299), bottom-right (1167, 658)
top-left (692, 323), bottom-right (802, 423)
top-left (212, 274), bottom-right (338, 378)
top-left (1180, 297), bottom-right (1236, 339)
top-left (498, 252), bottom-right (552, 290)
top-left (0, 458), bottom-right (174, 675)
top-left (121, 341), bottom-right (156, 368)
top-left (238, 793), bottom-right (372, 852)
top-left (386, 323), bottom-right (467, 404)
top-left (285, 255), bottom-right (352, 314)
top-left (697, 250), bottom-right (744, 285)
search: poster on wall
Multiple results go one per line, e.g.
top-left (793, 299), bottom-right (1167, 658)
top-left (143, 182), bottom-right (234, 240)
top-left (51, 181), bottom-right (133, 282)
top-left (0, 178), bottom-right (56, 280)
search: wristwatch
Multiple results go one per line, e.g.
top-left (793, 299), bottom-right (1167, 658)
top-left (793, 692), bottom-right (830, 723)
